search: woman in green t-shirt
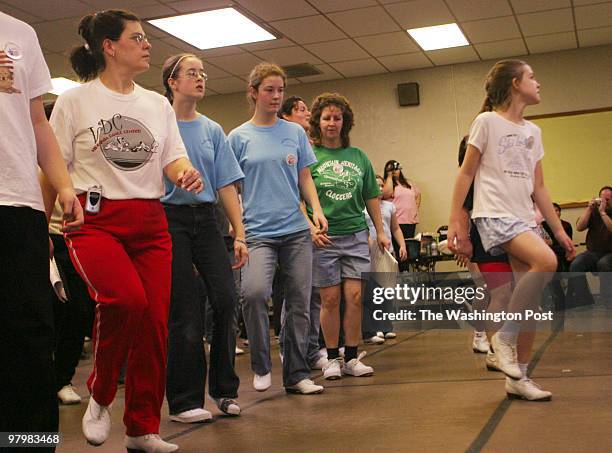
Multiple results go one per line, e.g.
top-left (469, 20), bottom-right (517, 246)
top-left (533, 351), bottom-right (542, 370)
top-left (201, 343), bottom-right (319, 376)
top-left (308, 92), bottom-right (390, 380)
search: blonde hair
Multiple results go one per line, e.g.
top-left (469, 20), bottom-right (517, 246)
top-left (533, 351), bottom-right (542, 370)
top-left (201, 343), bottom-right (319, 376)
top-left (247, 62), bottom-right (286, 105)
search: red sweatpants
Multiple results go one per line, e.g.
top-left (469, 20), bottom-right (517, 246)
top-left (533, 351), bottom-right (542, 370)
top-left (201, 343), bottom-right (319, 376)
top-left (65, 196), bottom-right (172, 436)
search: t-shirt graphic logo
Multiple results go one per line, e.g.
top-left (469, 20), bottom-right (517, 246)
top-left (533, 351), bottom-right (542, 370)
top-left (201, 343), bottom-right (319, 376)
top-left (332, 163), bottom-right (343, 174)
top-left (285, 153), bottom-right (297, 166)
top-left (89, 114), bottom-right (157, 171)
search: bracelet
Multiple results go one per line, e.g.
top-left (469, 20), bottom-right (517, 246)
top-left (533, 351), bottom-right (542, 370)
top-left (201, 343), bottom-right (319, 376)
top-left (234, 238), bottom-right (247, 245)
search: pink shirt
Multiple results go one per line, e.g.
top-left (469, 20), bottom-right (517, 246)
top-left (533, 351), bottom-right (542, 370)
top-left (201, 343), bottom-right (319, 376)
top-left (392, 184), bottom-right (420, 224)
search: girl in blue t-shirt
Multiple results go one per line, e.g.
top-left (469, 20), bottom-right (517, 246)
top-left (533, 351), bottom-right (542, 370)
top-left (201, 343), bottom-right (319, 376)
top-left (228, 62), bottom-right (327, 395)
top-left (161, 53), bottom-right (247, 420)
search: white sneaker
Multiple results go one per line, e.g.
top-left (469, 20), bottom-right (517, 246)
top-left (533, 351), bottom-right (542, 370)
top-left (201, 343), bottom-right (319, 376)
top-left (342, 351), bottom-right (374, 377)
top-left (285, 378), bottom-right (324, 394)
top-left (170, 408), bottom-right (212, 423)
top-left (125, 434), bottom-right (178, 453)
top-left (472, 331), bottom-right (490, 354)
top-left (376, 331), bottom-right (384, 339)
top-left (384, 332), bottom-right (397, 339)
top-left (322, 357), bottom-right (342, 380)
top-left (253, 372), bottom-right (271, 391)
top-left (311, 355), bottom-right (328, 370)
top-left (490, 332), bottom-right (522, 380)
top-left (82, 397), bottom-right (112, 446)
top-left (235, 346), bottom-right (244, 355)
top-left (364, 335), bottom-right (385, 345)
top-left (58, 384), bottom-right (81, 405)
top-left (213, 397), bottom-right (241, 416)
top-left (505, 377), bottom-right (552, 401)
top-left (485, 348), bottom-right (501, 372)
top-left (243, 339), bottom-right (249, 346)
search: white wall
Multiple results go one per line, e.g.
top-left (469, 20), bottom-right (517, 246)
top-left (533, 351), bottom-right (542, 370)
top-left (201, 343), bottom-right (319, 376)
top-left (199, 44), bottom-right (612, 248)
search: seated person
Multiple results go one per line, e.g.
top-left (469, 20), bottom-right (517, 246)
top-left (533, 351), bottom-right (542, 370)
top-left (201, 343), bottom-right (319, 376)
top-left (567, 186), bottom-right (612, 306)
top-left (542, 203), bottom-right (573, 272)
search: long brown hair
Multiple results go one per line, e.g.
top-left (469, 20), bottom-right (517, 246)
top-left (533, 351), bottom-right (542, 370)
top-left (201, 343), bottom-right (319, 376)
top-left (309, 92), bottom-right (354, 148)
top-left (479, 59), bottom-right (528, 113)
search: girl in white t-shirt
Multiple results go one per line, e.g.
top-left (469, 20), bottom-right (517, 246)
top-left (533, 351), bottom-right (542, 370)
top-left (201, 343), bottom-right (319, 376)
top-left (448, 59), bottom-right (575, 402)
top-left (44, 10), bottom-right (202, 452)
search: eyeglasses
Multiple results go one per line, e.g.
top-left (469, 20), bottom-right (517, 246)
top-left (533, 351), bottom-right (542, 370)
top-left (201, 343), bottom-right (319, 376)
top-left (129, 33), bottom-right (150, 45)
top-left (180, 69), bottom-right (208, 81)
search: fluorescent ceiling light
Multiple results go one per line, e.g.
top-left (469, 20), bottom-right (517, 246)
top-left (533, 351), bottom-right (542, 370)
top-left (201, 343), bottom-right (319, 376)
top-left (50, 77), bottom-right (80, 95)
top-left (407, 23), bottom-right (469, 51)
top-left (148, 8), bottom-right (276, 50)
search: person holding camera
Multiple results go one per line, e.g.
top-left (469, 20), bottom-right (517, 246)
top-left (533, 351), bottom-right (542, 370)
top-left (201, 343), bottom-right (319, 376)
top-left (567, 186), bottom-right (612, 305)
top-left (382, 160), bottom-right (420, 271)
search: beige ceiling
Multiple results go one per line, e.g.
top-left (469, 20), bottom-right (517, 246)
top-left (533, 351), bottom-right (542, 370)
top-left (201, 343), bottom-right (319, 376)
top-left (2, 0), bottom-right (611, 95)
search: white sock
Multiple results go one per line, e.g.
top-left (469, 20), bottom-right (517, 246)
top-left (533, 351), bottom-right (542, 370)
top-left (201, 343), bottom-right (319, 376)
top-left (518, 363), bottom-right (528, 378)
top-left (498, 321), bottom-right (521, 344)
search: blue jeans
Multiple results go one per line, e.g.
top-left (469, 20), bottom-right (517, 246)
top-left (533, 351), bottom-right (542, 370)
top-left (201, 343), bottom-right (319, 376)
top-left (568, 250), bottom-right (612, 302)
top-left (242, 230), bottom-right (312, 386)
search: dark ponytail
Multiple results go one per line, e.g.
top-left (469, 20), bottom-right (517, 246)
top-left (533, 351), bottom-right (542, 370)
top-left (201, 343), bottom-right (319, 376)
top-left (161, 53), bottom-right (198, 104)
top-left (70, 9), bottom-right (140, 82)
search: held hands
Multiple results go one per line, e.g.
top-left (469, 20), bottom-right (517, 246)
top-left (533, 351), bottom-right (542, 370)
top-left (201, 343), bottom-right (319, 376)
top-left (177, 167), bottom-right (204, 193)
top-left (58, 188), bottom-right (84, 232)
top-left (232, 239), bottom-right (248, 270)
top-left (311, 227), bottom-right (332, 248)
top-left (311, 209), bottom-right (328, 234)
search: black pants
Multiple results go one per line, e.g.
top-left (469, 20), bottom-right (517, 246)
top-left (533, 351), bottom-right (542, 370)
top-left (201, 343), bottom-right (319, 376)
top-left (164, 204), bottom-right (239, 414)
top-left (0, 207), bottom-right (58, 448)
top-left (51, 234), bottom-right (93, 390)
top-left (394, 223), bottom-right (416, 272)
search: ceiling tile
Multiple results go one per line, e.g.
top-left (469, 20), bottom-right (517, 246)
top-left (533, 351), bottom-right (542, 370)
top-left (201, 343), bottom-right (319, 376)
top-left (135, 68), bottom-right (164, 88)
top-left (200, 64), bottom-right (231, 80)
top-left (573, 0), bottom-right (611, 5)
top-left (0, 2), bottom-right (43, 22)
top-left (83, 0), bottom-right (162, 9)
top-left (330, 58), bottom-right (387, 77)
top-left (355, 32), bottom-right (420, 57)
top-left (326, 6), bottom-right (399, 36)
top-left (517, 9), bottom-right (574, 37)
top-left (204, 76), bottom-right (247, 94)
top-left (474, 39), bottom-right (528, 60)
top-left (33, 18), bottom-right (82, 54)
top-left (510, 0), bottom-right (571, 14)
top-left (253, 46), bottom-right (322, 66)
top-left (578, 26), bottom-right (612, 48)
top-left (240, 38), bottom-right (295, 51)
top-left (234, 0), bottom-right (318, 21)
top-left (461, 17), bottom-right (521, 43)
top-left (147, 39), bottom-right (182, 66)
top-left (384, 0), bottom-right (454, 30)
top-left (525, 32), bottom-right (577, 54)
top-left (206, 53), bottom-right (263, 74)
top-left (126, 4), bottom-right (178, 19)
top-left (286, 78), bottom-right (301, 86)
top-left (296, 64), bottom-right (343, 83)
top-left (200, 46), bottom-right (246, 58)
top-left (447, 0), bottom-right (513, 21)
top-left (44, 52), bottom-right (78, 79)
top-left (160, 36), bottom-right (200, 52)
top-left (269, 15), bottom-right (346, 44)
top-left (307, 0), bottom-right (377, 13)
top-left (427, 46), bottom-right (480, 65)
top-left (5, 0), bottom-right (92, 21)
top-left (142, 22), bottom-right (172, 39)
top-left (377, 52), bottom-right (433, 71)
top-left (575, 3), bottom-right (612, 29)
top-left (304, 39), bottom-right (370, 63)
top-left (166, 0), bottom-right (231, 13)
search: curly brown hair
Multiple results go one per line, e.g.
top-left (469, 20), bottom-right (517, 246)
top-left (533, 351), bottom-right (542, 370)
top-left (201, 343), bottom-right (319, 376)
top-left (309, 92), bottom-right (354, 148)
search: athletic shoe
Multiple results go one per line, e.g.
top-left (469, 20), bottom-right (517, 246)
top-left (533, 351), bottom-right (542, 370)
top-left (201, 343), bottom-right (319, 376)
top-left (285, 379), bottom-right (324, 394)
top-left (243, 339), bottom-right (249, 347)
top-left (253, 372), bottom-right (272, 391)
top-left (384, 332), bottom-right (397, 339)
top-left (170, 408), bottom-right (212, 423)
top-left (322, 357), bottom-right (342, 380)
top-left (472, 331), bottom-right (490, 354)
top-left (376, 331), bottom-right (384, 339)
top-left (364, 335), bottom-right (385, 345)
top-left (485, 348), bottom-right (501, 372)
top-left (58, 384), bottom-right (81, 405)
top-left (213, 398), bottom-right (240, 416)
top-left (125, 434), bottom-right (178, 452)
top-left (235, 346), bottom-right (244, 355)
top-left (505, 377), bottom-right (552, 401)
top-left (82, 397), bottom-right (112, 446)
top-left (342, 351), bottom-right (374, 377)
top-left (311, 355), bottom-right (328, 370)
top-left (490, 332), bottom-right (522, 379)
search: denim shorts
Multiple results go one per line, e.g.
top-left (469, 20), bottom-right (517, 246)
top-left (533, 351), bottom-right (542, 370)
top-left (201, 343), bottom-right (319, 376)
top-left (474, 217), bottom-right (537, 256)
top-left (312, 229), bottom-right (371, 287)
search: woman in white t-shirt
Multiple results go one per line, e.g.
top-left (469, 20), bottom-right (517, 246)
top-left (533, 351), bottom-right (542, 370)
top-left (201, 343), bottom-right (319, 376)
top-left (448, 59), bottom-right (575, 402)
top-left (46, 10), bottom-right (202, 452)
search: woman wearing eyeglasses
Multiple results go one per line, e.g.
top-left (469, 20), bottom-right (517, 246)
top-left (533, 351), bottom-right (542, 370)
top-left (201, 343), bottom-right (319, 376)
top-left (382, 160), bottom-right (421, 272)
top-left (160, 53), bottom-right (247, 423)
top-left (44, 10), bottom-right (202, 452)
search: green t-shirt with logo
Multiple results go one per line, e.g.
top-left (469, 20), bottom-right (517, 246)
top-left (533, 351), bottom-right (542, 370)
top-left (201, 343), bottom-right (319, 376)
top-left (309, 145), bottom-right (380, 235)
